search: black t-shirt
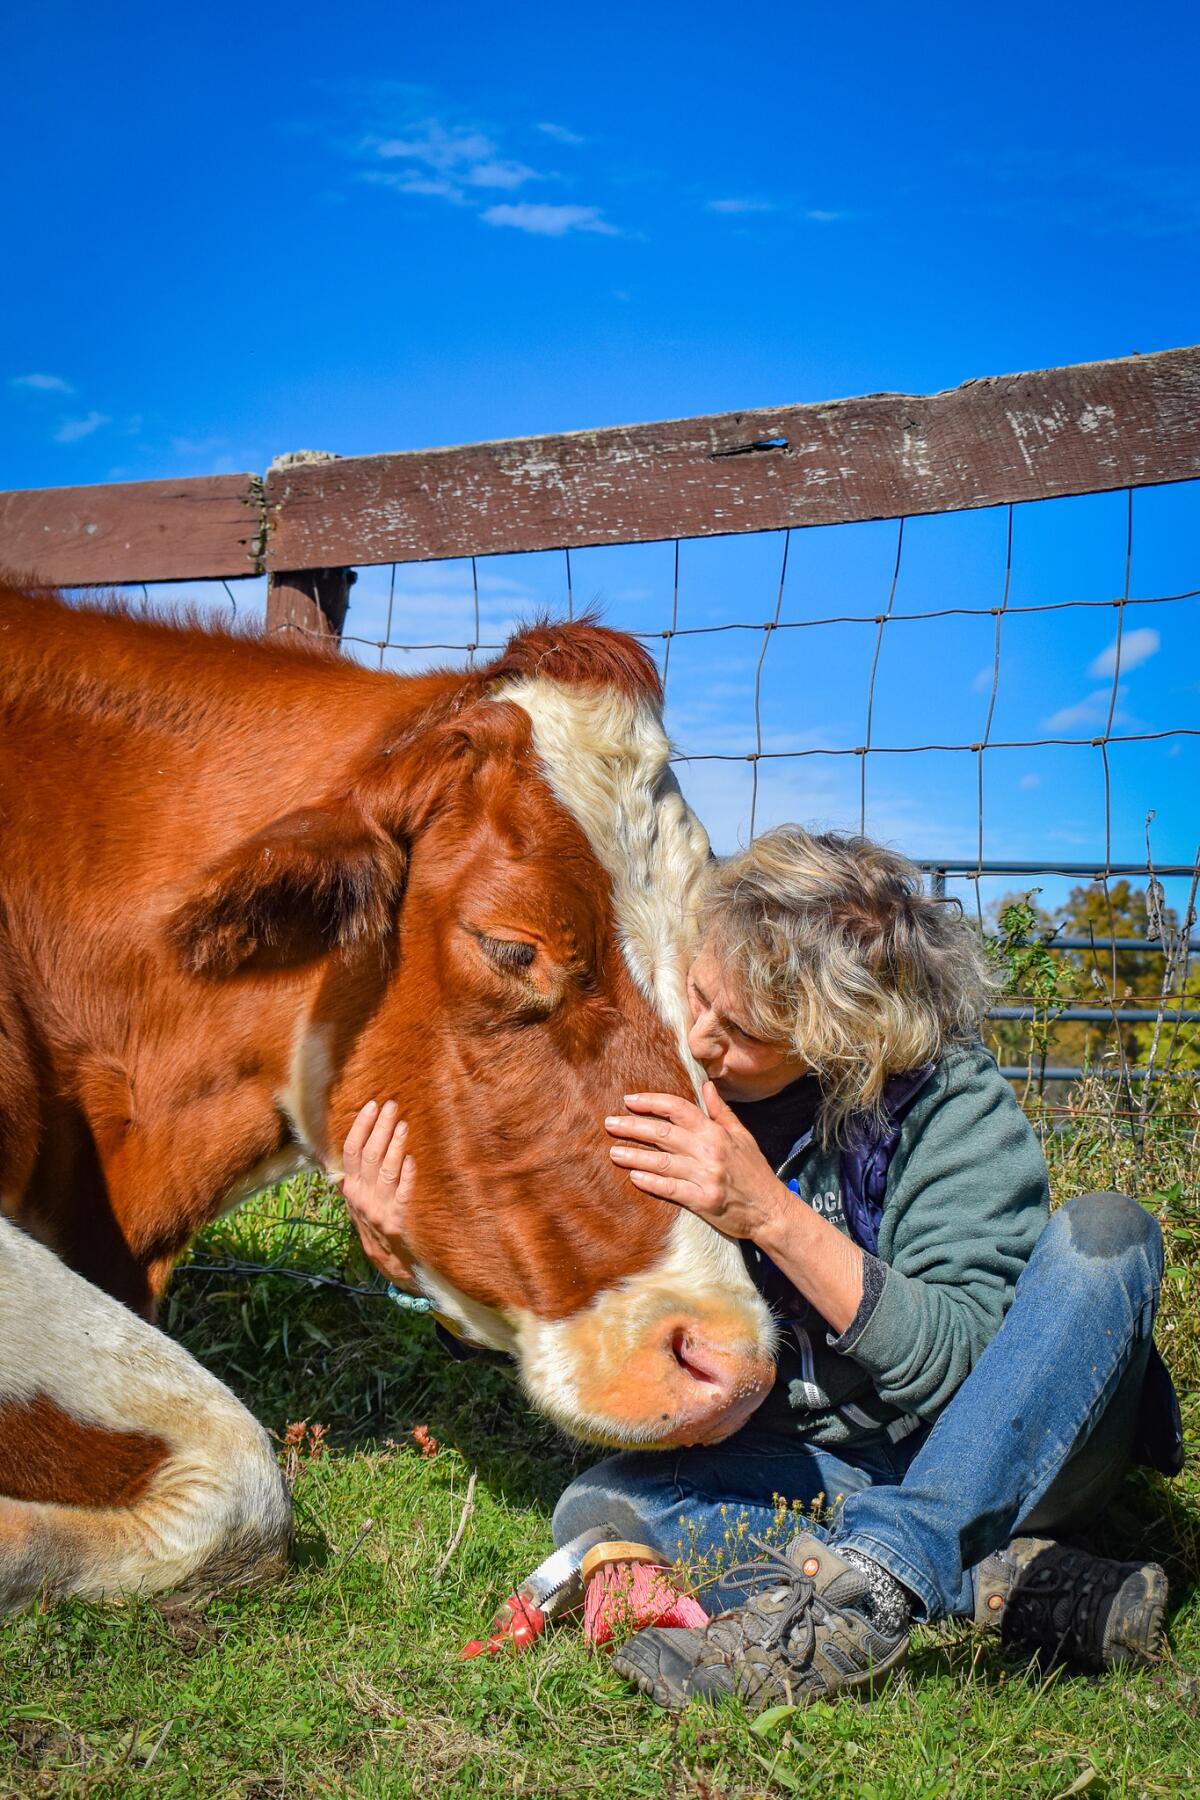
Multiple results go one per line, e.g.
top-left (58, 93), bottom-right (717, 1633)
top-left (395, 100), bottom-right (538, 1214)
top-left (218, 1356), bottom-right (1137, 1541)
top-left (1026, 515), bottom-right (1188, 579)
top-left (729, 1074), bottom-right (821, 1172)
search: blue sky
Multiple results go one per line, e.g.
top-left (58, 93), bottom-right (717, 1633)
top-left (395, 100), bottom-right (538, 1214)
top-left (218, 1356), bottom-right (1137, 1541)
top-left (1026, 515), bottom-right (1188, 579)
top-left (4, 1), bottom-right (1198, 909)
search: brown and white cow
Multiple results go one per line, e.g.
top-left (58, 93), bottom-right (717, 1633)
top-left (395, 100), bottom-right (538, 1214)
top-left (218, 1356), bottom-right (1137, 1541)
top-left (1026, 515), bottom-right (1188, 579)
top-left (0, 1214), bottom-right (292, 1611)
top-left (0, 583), bottom-right (776, 1599)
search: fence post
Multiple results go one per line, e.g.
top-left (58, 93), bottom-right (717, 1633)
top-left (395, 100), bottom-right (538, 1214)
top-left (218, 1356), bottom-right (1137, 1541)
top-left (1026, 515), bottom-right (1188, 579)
top-left (265, 451), bottom-right (354, 641)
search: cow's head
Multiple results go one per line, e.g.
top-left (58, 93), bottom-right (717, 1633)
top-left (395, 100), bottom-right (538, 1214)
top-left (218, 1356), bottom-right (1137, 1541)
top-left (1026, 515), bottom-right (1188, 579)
top-left (169, 622), bottom-right (777, 1447)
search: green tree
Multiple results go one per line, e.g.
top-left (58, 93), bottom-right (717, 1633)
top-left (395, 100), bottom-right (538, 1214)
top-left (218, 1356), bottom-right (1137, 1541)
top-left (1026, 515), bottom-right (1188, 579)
top-left (984, 880), bottom-right (1199, 1085)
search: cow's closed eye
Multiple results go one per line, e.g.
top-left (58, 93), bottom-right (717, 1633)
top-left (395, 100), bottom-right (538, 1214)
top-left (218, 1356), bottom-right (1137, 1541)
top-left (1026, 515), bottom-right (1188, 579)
top-left (475, 932), bottom-right (537, 975)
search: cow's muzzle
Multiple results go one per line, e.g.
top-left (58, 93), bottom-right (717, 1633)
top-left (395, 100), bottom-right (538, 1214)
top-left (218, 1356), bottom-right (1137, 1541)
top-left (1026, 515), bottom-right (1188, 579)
top-left (514, 1285), bottom-right (778, 1450)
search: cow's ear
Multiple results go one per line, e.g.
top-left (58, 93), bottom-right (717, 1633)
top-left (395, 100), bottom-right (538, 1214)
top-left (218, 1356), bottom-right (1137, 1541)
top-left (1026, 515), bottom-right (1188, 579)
top-left (353, 698), bottom-right (531, 830)
top-left (168, 804), bottom-right (408, 977)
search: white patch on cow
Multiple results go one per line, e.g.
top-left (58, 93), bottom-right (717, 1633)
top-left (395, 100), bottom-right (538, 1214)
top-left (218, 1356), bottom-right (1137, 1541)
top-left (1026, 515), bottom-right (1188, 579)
top-left (479, 673), bottom-right (776, 1435)
top-left (492, 676), bottom-right (773, 1353)
top-left (412, 1226), bottom-right (778, 1449)
top-left (279, 1019), bottom-right (335, 1165)
top-left (410, 1258), bottom-right (519, 1355)
top-left (0, 1217), bottom-right (291, 1607)
top-left (489, 675), bottom-right (712, 1088)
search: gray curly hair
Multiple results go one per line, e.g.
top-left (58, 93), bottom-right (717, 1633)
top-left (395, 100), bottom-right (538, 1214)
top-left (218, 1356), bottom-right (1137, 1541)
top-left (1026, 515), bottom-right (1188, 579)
top-left (696, 826), bottom-right (996, 1143)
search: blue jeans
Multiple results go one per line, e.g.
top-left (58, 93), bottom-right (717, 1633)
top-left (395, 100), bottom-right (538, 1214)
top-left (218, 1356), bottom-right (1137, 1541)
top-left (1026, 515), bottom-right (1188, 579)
top-left (553, 1192), bottom-right (1163, 1620)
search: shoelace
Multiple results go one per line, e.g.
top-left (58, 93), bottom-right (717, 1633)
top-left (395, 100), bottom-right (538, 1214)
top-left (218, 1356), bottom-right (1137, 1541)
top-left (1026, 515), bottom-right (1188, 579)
top-left (709, 1537), bottom-right (832, 1661)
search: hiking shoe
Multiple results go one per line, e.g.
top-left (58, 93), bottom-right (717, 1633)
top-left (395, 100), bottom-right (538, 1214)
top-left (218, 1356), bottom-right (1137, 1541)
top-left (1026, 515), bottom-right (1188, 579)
top-left (612, 1532), bottom-right (909, 1711)
top-left (975, 1537), bottom-right (1168, 1671)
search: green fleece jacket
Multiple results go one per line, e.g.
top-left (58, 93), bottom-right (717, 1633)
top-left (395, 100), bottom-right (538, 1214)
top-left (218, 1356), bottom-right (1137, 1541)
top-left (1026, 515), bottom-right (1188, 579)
top-left (746, 1043), bottom-right (1050, 1448)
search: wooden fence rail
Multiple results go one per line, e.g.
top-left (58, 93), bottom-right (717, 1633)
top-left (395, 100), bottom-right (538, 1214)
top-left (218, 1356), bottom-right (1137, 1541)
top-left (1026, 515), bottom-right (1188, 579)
top-left (3, 345), bottom-right (1199, 635)
top-left (0, 474), bottom-right (262, 587)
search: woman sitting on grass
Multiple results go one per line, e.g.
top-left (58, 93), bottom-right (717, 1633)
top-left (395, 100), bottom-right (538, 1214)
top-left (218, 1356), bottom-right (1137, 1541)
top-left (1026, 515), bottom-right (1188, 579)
top-left (342, 827), bottom-right (1174, 1712)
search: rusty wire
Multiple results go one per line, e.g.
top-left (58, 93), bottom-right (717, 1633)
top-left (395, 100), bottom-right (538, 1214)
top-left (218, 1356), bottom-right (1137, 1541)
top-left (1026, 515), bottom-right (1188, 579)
top-left (322, 580), bottom-right (1200, 662)
top-left (970, 505), bottom-right (1015, 930)
top-left (231, 494), bottom-right (1200, 880)
top-left (860, 517), bottom-right (905, 837)
top-left (248, 488), bottom-right (1199, 892)
top-left (748, 528), bottom-right (792, 837)
top-left (160, 477), bottom-right (1200, 1119)
top-left (661, 538), bottom-right (681, 690)
top-left (468, 555), bottom-right (481, 667)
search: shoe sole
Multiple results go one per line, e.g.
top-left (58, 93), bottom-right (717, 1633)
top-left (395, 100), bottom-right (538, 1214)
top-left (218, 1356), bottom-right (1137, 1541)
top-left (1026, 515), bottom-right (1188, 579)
top-left (613, 1634), bottom-right (909, 1712)
top-left (1104, 1563), bottom-right (1168, 1670)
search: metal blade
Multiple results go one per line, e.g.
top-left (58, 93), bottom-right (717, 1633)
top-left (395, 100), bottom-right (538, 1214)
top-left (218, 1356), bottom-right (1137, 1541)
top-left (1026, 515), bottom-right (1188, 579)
top-left (518, 1523), bottom-right (618, 1618)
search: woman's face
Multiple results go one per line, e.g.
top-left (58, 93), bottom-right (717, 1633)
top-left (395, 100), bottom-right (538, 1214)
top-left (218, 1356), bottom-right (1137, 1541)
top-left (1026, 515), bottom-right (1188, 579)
top-left (685, 940), bottom-right (809, 1102)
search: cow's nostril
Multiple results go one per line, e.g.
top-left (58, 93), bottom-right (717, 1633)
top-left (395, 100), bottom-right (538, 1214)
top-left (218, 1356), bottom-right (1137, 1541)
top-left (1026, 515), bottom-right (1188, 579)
top-left (670, 1327), bottom-right (723, 1387)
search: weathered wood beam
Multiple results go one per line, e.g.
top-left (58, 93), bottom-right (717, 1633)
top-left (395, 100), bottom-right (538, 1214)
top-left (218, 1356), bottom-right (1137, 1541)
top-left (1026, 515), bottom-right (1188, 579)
top-left (264, 568), bottom-right (354, 639)
top-left (263, 453), bottom-right (353, 640)
top-left (2, 346), bottom-right (1198, 589)
top-left (0, 474), bottom-right (264, 587)
top-left (264, 345), bottom-right (1200, 569)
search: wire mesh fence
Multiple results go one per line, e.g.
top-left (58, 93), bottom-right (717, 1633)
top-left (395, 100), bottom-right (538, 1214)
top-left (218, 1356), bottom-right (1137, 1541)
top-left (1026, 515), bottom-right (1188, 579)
top-left (128, 475), bottom-right (1200, 1127)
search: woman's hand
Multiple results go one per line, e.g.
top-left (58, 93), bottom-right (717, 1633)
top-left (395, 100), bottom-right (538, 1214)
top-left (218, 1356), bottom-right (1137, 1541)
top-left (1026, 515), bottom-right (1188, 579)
top-left (336, 1100), bottom-right (420, 1290)
top-left (604, 1080), bottom-right (791, 1245)
top-left (606, 1080), bottom-right (865, 1331)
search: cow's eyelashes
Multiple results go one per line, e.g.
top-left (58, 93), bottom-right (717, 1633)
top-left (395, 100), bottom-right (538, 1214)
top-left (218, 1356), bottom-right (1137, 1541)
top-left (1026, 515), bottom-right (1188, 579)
top-left (475, 932), bottom-right (537, 974)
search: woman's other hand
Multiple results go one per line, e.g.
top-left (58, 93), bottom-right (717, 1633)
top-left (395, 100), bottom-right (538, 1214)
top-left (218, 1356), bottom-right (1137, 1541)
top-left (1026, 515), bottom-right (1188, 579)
top-left (337, 1100), bottom-right (420, 1290)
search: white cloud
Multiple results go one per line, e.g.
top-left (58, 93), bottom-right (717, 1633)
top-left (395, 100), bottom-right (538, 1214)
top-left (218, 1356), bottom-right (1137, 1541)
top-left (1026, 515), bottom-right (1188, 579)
top-left (971, 665), bottom-right (997, 693)
top-left (363, 169), bottom-right (467, 202)
top-left (1018, 773), bottom-right (1041, 790)
top-left (376, 123), bottom-right (497, 171)
top-left (707, 197), bottom-right (775, 215)
top-left (54, 411), bottom-right (110, 443)
top-left (462, 158), bottom-right (537, 190)
top-left (10, 371), bottom-right (74, 393)
top-left (370, 119), bottom-right (538, 200)
top-left (481, 202), bottom-right (617, 237)
top-left (1089, 626), bottom-right (1160, 677)
top-left (706, 199), bottom-right (847, 224)
top-left (1044, 687), bottom-right (1126, 731)
top-left (536, 121), bottom-right (585, 147)
top-left (356, 100), bottom-right (625, 237)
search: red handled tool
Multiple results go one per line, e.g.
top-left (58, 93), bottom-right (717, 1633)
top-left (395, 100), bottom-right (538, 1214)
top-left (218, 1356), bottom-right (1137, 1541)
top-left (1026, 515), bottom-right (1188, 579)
top-left (460, 1524), bottom-right (616, 1658)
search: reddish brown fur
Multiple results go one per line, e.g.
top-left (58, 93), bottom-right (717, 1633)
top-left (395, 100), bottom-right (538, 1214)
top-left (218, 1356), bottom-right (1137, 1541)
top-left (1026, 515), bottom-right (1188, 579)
top-left (0, 1393), bottom-right (168, 1507)
top-left (0, 584), bottom-right (687, 1319)
top-left (486, 616), bottom-right (662, 701)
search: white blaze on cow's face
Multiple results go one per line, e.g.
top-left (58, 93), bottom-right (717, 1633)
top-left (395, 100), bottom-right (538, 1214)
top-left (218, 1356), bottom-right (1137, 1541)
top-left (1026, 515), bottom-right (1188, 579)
top-left (481, 673), bottom-right (779, 1446)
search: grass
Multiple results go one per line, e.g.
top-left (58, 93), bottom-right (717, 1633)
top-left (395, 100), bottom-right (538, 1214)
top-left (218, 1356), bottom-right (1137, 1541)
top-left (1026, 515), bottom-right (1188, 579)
top-left (5, 1144), bottom-right (1200, 1797)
